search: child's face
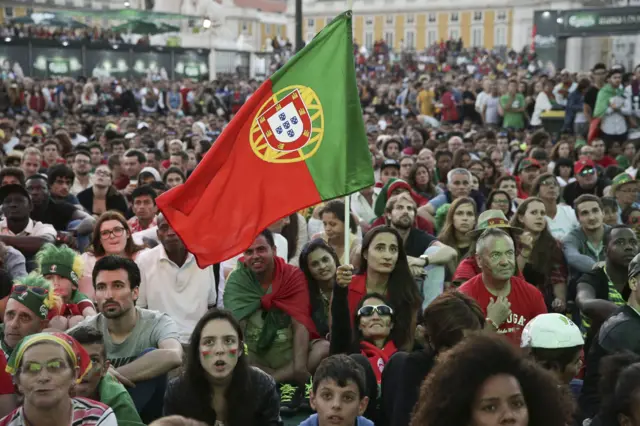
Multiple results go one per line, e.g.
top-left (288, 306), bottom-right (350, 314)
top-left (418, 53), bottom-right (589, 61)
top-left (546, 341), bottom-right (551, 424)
top-left (603, 207), bottom-right (619, 226)
top-left (310, 379), bottom-right (368, 426)
top-left (45, 274), bottom-right (73, 301)
top-left (74, 343), bottom-right (108, 399)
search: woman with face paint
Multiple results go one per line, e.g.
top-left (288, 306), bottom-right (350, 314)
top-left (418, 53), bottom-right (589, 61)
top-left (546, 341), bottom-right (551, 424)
top-left (163, 309), bottom-right (282, 426)
top-left (510, 198), bottom-right (568, 313)
top-left (338, 226), bottom-right (421, 352)
top-left (1, 332), bottom-right (117, 426)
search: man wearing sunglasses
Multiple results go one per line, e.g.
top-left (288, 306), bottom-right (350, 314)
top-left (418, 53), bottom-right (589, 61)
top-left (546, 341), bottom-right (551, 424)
top-left (563, 158), bottom-right (611, 209)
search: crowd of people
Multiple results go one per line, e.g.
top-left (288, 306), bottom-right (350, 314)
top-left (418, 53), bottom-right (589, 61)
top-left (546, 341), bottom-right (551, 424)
top-left (0, 24), bottom-right (635, 426)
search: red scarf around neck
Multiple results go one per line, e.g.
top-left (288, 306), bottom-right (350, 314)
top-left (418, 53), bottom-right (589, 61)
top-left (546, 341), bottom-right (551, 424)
top-left (360, 340), bottom-right (398, 384)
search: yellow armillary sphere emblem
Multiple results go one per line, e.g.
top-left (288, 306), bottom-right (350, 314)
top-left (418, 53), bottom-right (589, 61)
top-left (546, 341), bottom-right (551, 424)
top-left (251, 85), bottom-right (325, 163)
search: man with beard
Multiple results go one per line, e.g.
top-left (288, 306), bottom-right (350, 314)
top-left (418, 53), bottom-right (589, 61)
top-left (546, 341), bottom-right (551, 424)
top-left (70, 150), bottom-right (93, 195)
top-left (576, 225), bottom-right (639, 352)
top-left (459, 228), bottom-right (547, 346)
top-left (385, 192), bottom-right (457, 307)
top-left (224, 229), bottom-right (320, 413)
top-left (136, 214), bottom-right (217, 345)
top-left (71, 255), bottom-right (182, 423)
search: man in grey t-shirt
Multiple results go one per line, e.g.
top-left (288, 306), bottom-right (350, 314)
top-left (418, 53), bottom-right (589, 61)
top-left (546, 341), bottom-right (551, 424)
top-left (71, 255), bottom-right (182, 424)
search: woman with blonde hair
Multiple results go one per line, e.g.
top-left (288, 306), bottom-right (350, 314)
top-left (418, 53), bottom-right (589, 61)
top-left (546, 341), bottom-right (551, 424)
top-left (78, 211), bottom-right (145, 299)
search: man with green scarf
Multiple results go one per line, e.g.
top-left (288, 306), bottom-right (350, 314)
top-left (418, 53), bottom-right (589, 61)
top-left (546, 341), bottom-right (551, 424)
top-left (1, 273), bottom-right (57, 359)
top-left (594, 68), bottom-right (630, 146)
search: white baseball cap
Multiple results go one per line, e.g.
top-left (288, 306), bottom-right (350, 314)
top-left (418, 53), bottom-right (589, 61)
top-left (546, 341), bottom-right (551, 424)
top-left (520, 314), bottom-right (584, 349)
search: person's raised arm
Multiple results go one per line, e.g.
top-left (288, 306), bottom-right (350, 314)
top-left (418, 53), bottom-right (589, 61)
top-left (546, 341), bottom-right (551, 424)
top-left (330, 265), bottom-right (354, 355)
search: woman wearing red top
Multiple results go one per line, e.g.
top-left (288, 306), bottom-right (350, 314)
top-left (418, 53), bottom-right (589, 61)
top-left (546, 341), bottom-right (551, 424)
top-left (439, 84), bottom-right (459, 124)
top-left (510, 197), bottom-right (568, 313)
top-left (343, 226), bottom-right (421, 351)
top-left (26, 84), bottom-right (46, 114)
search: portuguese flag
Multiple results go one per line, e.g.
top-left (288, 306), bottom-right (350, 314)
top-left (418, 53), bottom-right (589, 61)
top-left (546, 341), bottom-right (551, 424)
top-left (156, 11), bottom-right (374, 268)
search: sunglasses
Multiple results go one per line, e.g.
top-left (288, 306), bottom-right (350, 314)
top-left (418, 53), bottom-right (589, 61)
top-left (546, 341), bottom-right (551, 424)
top-left (12, 284), bottom-right (48, 296)
top-left (579, 168), bottom-right (595, 176)
top-left (357, 305), bottom-right (394, 317)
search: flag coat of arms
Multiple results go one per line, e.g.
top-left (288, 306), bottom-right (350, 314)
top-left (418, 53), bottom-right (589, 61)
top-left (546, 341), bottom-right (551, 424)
top-left (156, 11), bottom-right (374, 267)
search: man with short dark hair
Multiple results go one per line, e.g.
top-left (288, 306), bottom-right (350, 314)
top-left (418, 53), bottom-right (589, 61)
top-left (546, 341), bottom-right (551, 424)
top-left (42, 139), bottom-right (62, 169)
top-left (111, 139), bottom-right (128, 158)
top-left (136, 214), bottom-right (217, 344)
top-left (0, 184), bottom-right (56, 259)
top-left (120, 149), bottom-right (147, 194)
top-left (26, 174), bottom-right (94, 237)
top-left (47, 164), bottom-right (79, 205)
top-left (224, 230), bottom-right (321, 411)
top-left (145, 148), bottom-right (163, 171)
top-left (128, 186), bottom-right (157, 232)
top-left (71, 150), bottom-right (93, 195)
top-left (515, 158), bottom-right (541, 199)
top-left (169, 151), bottom-right (188, 174)
top-left (72, 255), bottom-right (183, 423)
top-left (581, 250), bottom-right (640, 419)
top-left (88, 143), bottom-right (105, 169)
top-left (576, 225), bottom-right (638, 351)
top-left (68, 326), bottom-right (143, 425)
top-left (0, 168), bottom-right (24, 187)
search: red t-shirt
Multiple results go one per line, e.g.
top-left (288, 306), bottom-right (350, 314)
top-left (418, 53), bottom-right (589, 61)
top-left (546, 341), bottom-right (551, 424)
top-left (458, 274), bottom-right (547, 345)
top-left (347, 274), bottom-right (368, 319)
top-left (0, 356), bottom-right (14, 395)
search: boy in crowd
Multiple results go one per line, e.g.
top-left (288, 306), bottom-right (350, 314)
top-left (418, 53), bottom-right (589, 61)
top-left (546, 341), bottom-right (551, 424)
top-left (301, 354), bottom-right (372, 426)
top-left (68, 325), bottom-right (144, 425)
top-left (520, 313), bottom-right (584, 398)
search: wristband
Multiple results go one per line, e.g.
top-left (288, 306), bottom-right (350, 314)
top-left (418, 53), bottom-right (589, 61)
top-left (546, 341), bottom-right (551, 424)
top-left (486, 317), bottom-right (499, 329)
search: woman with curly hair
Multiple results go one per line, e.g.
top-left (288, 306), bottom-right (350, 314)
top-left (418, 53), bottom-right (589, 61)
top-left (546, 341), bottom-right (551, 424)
top-left (409, 333), bottom-right (575, 426)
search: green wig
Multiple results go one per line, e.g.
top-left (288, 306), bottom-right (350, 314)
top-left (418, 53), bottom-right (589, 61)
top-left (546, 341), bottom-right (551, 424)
top-left (36, 244), bottom-right (84, 288)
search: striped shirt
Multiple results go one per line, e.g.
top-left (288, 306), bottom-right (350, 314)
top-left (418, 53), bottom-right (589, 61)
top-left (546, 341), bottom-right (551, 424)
top-left (0, 397), bottom-right (117, 426)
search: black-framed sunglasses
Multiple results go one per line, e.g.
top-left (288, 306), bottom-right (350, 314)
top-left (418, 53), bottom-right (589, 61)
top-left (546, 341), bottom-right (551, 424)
top-left (357, 305), bottom-right (394, 317)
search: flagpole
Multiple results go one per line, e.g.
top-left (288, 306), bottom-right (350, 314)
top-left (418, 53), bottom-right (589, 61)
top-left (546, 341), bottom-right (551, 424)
top-left (344, 196), bottom-right (351, 266)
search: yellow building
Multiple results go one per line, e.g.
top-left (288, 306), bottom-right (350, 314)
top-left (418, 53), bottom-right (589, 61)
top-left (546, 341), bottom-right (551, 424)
top-left (295, 7), bottom-right (514, 52)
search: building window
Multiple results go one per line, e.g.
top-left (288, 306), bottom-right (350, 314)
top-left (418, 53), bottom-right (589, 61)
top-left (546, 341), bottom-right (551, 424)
top-left (307, 18), bottom-right (315, 27)
top-left (428, 13), bottom-right (436, 23)
top-left (405, 30), bottom-right (415, 49)
top-left (472, 27), bottom-right (483, 46)
top-left (65, 0), bottom-right (74, 6)
top-left (427, 29), bottom-right (437, 46)
top-left (406, 14), bottom-right (415, 24)
top-left (365, 16), bottom-right (374, 26)
top-left (473, 11), bottom-right (482, 21)
top-left (450, 12), bottom-right (459, 23)
top-left (384, 31), bottom-right (393, 48)
top-left (449, 28), bottom-right (459, 40)
top-left (496, 10), bottom-right (507, 22)
top-left (365, 31), bottom-right (373, 49)
top-left (266, 24), bottom-right (271, 35)
top-left (385, 15), bottom-right (394, 25)
top-left (495, 26), bottom-right (507, 46)
top-left (26, 7), bottom-right (33, 15)
top-left (4, 7), bottom-right (13, 17)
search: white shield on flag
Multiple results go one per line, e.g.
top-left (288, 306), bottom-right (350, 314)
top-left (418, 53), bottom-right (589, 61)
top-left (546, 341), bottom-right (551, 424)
top-left (267, 103), bottom-right (304, 144)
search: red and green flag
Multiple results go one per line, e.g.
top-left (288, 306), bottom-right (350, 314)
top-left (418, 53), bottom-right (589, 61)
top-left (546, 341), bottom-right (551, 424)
top-left (156, 11), bottom-right (374, 267)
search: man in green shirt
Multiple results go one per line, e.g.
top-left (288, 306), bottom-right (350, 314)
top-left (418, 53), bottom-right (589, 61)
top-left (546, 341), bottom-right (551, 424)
top-left (69, 325), bottom-right (144, 425)
top-left (500, 80), bottom-right (526, 130)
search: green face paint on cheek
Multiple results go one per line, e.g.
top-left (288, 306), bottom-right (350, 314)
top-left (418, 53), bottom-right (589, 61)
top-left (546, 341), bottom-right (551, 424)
top-left (201, 350), bottom-right (214, 359)
top-left (228, 348), bottom-right (238, 359)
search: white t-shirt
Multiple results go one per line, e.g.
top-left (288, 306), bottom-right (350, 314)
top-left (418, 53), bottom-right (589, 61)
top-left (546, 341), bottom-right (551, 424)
top-left (546, 204), bottom-right (578, 241)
